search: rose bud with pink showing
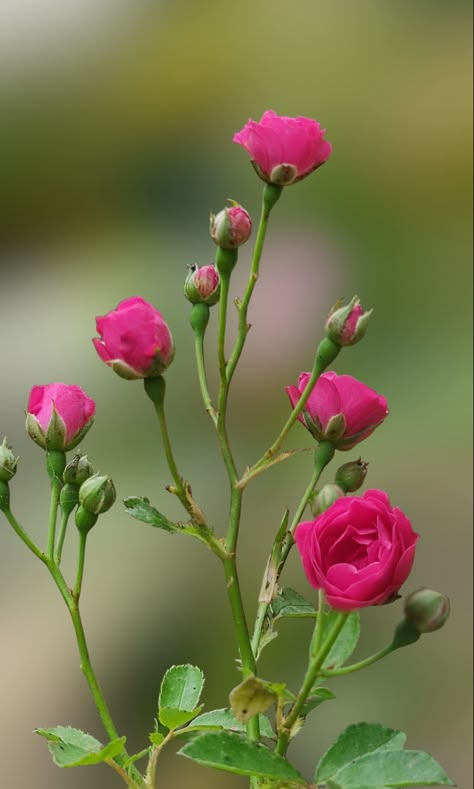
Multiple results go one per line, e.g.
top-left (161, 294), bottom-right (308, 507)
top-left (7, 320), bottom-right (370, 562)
top-left (26, 383), bottom-right (96, 452)
top-left (286, 371), bottom-right (388, 450)
top-left (233, 110), bottom-right (332, 186)
top-left (295, 489), bottom-right (419, 611)
top-left (93, 297), bottom-right (175, 380)
top-left (184, 264), bottom-right (220, 306)
top-left (325, 296), bottom-right (372, 347)
top-left (210, 201), bottom-right (252, 249)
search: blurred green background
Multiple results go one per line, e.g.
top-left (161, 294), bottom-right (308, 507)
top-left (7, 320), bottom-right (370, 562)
top-left (0, 1), bottom-right (472, 787)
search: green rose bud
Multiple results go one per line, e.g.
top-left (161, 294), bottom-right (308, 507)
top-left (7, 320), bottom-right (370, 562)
top-left (79, 473), bottom-right (116, 516)
top-left (335, 458), bottom-right (369, 493)
top-left (63, 452), bottom-right (94, 486)
top-left (404, 588), bottom-right (450, 633)
top-left (0, 438), bottom-right (19, 482)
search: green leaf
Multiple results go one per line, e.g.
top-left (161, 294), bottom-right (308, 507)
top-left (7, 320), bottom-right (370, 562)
top-left (322, 610), bottom-right (360, 670)
top-left (229, 675), bottom-right (277, 723)
top-left (178, 730), bottom-right (305, 782)
top-left (159, 705), bottom-right (203, 730)
top-left (124, 496), bottom-right (178, 532)
top-left (190, 708), bottom-right (274, 738)
top-left (301, 686), bottom-right (336, 715)
top-left (270, 588), bottom-right (316, 620)
top-left (158, 664), bottom-right (205, 726)
top-left (331, 749), bottom-right (455, 787)
top-left (149, 732), bottom-right (165, 746)
top-left (316, 722), bottom-right (406, 781)
top-left (328, 783), bottom-right (389, 789)
top-left (35, 726), bottom-right (126, 768)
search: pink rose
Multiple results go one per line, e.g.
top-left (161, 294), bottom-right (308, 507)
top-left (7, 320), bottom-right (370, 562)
top-left (26, 383), bottom-right (96, 451)
top-left (233, 110), bottom-right (332, 186)
top-left (93, 297), bottom-right (175, 380)
top-left (286, 371), bottom-right (388, 450)
top-left (295, 489), bottom-right (419, 611)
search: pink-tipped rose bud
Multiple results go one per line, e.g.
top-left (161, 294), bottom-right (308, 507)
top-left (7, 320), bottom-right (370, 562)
top-left (184, 264), bottom-right (220, 306)
top-left (325, 296), bottom-right (372, 347)
top-left (233, 110), bottom-right (332, 185)
top-left (93, 297), bottom-right (175, 380)
top-left (26, 383), bottom-right (96, 452)
top-left (404, 588), bottom-right (450, 633)
top-left (295, 489), bottom-right (419, 611)
top-left (286, 371), bottom-right (388, 450)
top-left (210, 201), bottom-right (252, 249)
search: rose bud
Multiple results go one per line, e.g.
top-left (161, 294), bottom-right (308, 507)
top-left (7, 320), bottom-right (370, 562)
top-left (325, 296), bottom-right (372, 347)
top-left (63, 451), bottom-right (94, 486)
top-left (60, 483), bottom-right (80, 518)
top-left (311, 483), bottom-right (345, 516)
top-left (335, 458), bottom-right (369, 493)
top-left (286, 371), bottom-right (388, 450)
top-left (233, 110), bottom-right (332, 186)
top-left (93, 297), bottom-right (175, 380)
top-left (184, 264), bottom-right (220, 306)
top-left (210, 202), bottom-right (252, 249)
top-left (79, 473), bottom-right (116, 515)
top-left (404, 588), bottom-right (450, 633)
top-left (0, 437), bottom-right (19, 481)
top-left (26, 384), bottom-right (96, 452)
top-left (295, 489), bottom-right (419, 611)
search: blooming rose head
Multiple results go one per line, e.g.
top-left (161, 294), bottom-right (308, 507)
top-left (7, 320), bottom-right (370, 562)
top-left (286, 371), bottom-right (388, 450)
top-left (295, 489), bottom-right (419, 611)
top-left (210, 202), bottom-right (252, 249)
top-left (233, 110), bottom-right (332, 185)
top-left (93, 297), bottom-right (175, 380)
top-left (26, 383), bottom-right (96, 451)
top-left (184, 264), bottom-right (220, 306)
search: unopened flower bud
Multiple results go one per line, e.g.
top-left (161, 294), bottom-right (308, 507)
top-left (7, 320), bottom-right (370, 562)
top-left (0, 438), bottom-right (19, 482)
top-left (311, 483), bottom-right (345, 515)
top-left (323, 412), bottom-right (346, 442)
top-left (79, 473), bottom-right (116, 515)
top-left (75, 505), bottom-right (98, 534)
top-left (184, 264), bottom-right (220, 306)
top-left (404, 588), bottom-right (450, 633)
top-left (335, 458), bottom-right (368, 493)
top-left (325, 296), bottom-right (372, 347)
top-left (210, 201), bottom-right (252, 249)
top-left (60, 482), bottom-right (79, 517)
top-left (63, 452), bottom-right (94, 486)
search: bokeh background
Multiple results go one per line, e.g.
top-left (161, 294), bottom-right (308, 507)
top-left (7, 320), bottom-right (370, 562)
top-left (0, 1), bottom-right (472, 787)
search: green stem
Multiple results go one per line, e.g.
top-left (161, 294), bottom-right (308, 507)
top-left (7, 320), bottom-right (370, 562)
top-left (105, 758), bottom-right (142, 789)
top-left (251, 442), bottom-right (335, 657)
top-left (226, 183), bottom-right (282, 384)
top-left (194, 328), bottom-right (217, 426)
top-left (275, 606), bottom-right (349, 756)
top-left (321, 643), bottom-right (394, 677)
top-left (240, 337), bottom-right (340, 487)
top-left (54, 509), bottom-right (70, 565)
top-left (2, 506), bottom-right (46, 562)
top-left (47, 476), bottom-right (62, 559)
top-left (217, 270), bottom-right (231, 378)
top-left (73, 530), bottom-right (87, 600)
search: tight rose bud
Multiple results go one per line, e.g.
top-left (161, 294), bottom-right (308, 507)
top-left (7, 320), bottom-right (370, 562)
top-left (335, 458), bottom-right (369, 493)
top-left (295, 489), bottom-right (419, 611)
top-left (79, 473), bottom-right (116, 516)
top-left (63, 452), bottom-right (94, 486)
top-left (184, 264), bottom-right (220, 306)
top-left (26, 384), bottom-right (96, 452)
top-left (93, 297), bottom-right (175, 380)
top-left (286, 372), bottom-right (388, 450)
top-left (233, 110), bottom-right (332, 185)
top-left (404, 588), bottom-right (450, 633)
top-left (325, 296), bottom-right (372, 347)
top-left (0, 438), bottom-right (19, 481)
top-left (210, 202), bottom-right (252, 249)
top-left (311, 483), bottom-right (345, 515)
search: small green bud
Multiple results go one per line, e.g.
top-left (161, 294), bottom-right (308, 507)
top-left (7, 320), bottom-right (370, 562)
top-left (324, 413), bottom-right (346, 442)
top-left (60, 482), bottom-right (80, 517)
top-left (335, 458), bottom-right (369, 493)
top-left (63, 452), bottom-right (94, 486)
top-left (325, 295), bottom-right (372, 347)
top-left (79, 473), bottom-right (116, 515)
top-left (404, 588), bottom-right (450, 633)
top-left (75, 504), bottom-right (98, 534)
top-left (0, 438), bottom-right (19, 482)
top-left (312, 483), bottom-right (345, 515)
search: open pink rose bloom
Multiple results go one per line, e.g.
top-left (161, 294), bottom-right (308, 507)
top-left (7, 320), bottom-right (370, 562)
top-left (295, 489), bottom-right (419, 611)
top-left (233, 110), bottom-right (332, 185)
top-left (93, 297), bottom-right (175, 379)
top-left (286, 371), bottom-right (388, 449)
top-left (26, 383), bottom-right (96, 451)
